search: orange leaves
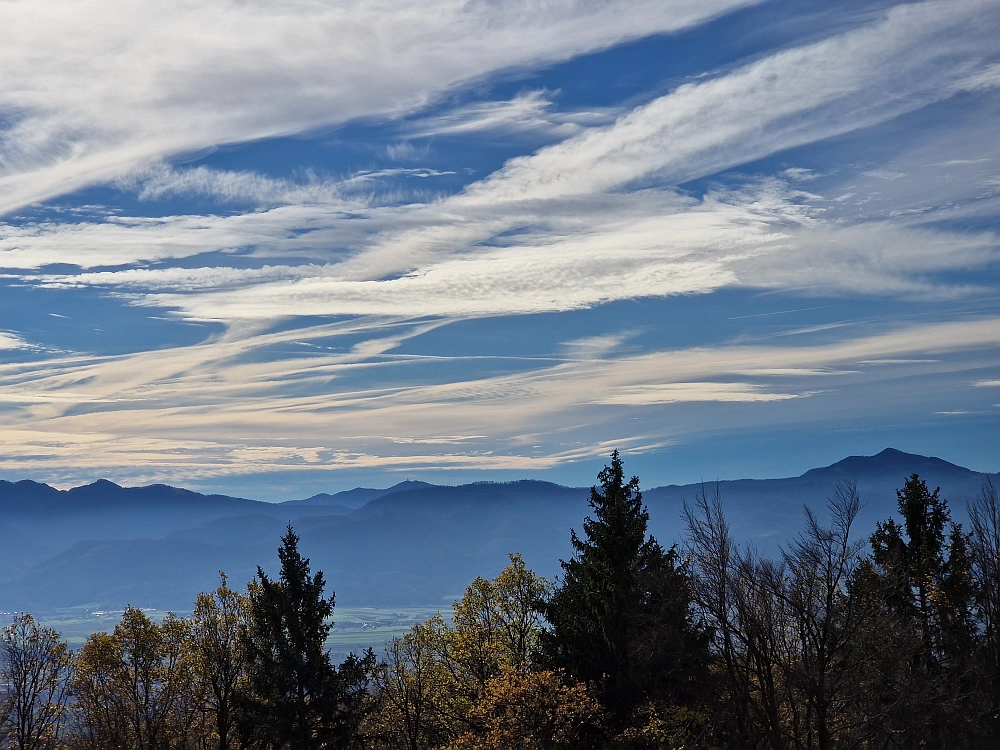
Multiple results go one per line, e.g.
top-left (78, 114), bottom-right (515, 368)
top-left (447, 668), bottom-right (604, 750)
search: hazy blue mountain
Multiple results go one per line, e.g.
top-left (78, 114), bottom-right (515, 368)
top-left (642, 448), bottom-right (993, 546)
top-left (280, 480), bottom-right (434, 509)
top-left (0, 479), bottom-right (352, 578)
top-left (0, 450), bottom-right (994, 614)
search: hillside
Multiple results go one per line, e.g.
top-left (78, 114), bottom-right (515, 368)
top-left (0, 449), bottom-right (994, 613)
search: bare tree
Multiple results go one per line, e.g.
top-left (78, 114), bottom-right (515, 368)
top-left (969, 477), bottom-right (1000, 734)
top-left (685, 485), bottom-right (785, 748)
top-left (775, 479), bottom-right (871, 750)
top-left (0, 614), bottom-right (73, 750)
top-left (368, 624), bottom-right (454, 750)
top-left (685, 480), bottom-right (873, 750)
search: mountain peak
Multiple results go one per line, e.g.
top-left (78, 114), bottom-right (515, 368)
top-left (87, 478), bottom-right (121, 488)
top-left (802, 448), bottom-right (973, 480)
top-left (874, 447), bottom-right (907, 458)
top-left (385, 480), bottom-right (433, 493)
top-left (66, 478), bottom-right (124, 496)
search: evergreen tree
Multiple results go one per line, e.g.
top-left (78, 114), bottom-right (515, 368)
top-left (870, 474), bottom-right (974, 662)
top-left (239, 526), bottom-right (372, 750)
top-left (540, 451), bottom-right (708, 724)
top-left (859, 474), bottom-right (979, 748)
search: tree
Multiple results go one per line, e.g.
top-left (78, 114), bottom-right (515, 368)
top-left (772, 480), bottom-right (873, 750)
top-left (191, 572), bottom-right (248, 750)
top-left (367, 620), bottom-right (457, 750)
top-left (451, 553), bottom-right (552, 689)
top-left (969, 477), bottom-right (1000, 738)
top-left (0, 614), bottom-right (72, 750)
top-left (857, 474), bottom-right (979, 748)
top-left (685, 486), bottom-right (791, 749)
top-left (681, 473), bottom-right (1000, 749)
top-left (869, 474), bottom-right (976, 664)
top-left (368, 556), bottom-right (552, 750)
top-left (685, 479), bottom-right (887, 750)
top-left (445, 668), bottom-right (604, 750)
top-left (541, 451), bottom-right (708, 723)
top-left (71, 607), bottom-right (197, 750)
top-left (239, 525), bottom-right (372, 750)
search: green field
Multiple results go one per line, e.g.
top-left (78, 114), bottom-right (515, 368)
top-left (20, 605), bottom-right (446, 659)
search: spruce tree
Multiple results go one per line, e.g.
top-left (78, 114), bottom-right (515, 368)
top-left (540, 451), bottom-right (707, 723)
top-left (870, 474), bottom-right (974, 662)
top-left (862, 474), bottom-right (979, 748)
top-left (240, 526), bottom-right (372, 750)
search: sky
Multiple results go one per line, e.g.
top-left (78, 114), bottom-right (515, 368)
top-left (0, 0), bottom-right (998, 500)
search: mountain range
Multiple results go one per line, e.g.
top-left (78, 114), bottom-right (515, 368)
top-left (0, 449), bottom-right (995, 614)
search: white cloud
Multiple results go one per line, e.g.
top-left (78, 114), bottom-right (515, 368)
top-left (0, 0), bottom-right (762, 215)
top-left (1, 1), bottom-right (997, 311)
top-left (956, 62), bottom-right (1000, 92)
top-left (405, 90), bottom-right (617, 138)
top-left (0, 205), bottom-right (370, 270)
top-left (114, 163), bottom-right (458, 206)
top-left (594, 382), bottom-right (804, 405)
top-left (559, 333), bottom-right (634, 360)
top-left (457, 0), bottom-right (1000, 205)
top-left (11, 162), bottom-right (999, 320)
top-left (0, 331), bottom-right (26, 350)
top-left (782, 168), bottom-right (819, 182)
top-left (22, 165), bottom-right (998, 321)
top-left (118, 164), bottom-right (344, 205)
top-left (733, 218), bottom-right (1000, 298)
top-left (18, 185), bottom-right (789, 314)
top-left (0, 316), bottom-right (996, 482)
top-left (38, 264), bottom-right (325, 292)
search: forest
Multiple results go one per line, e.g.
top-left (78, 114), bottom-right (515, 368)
top-left (1, 451), bottom-right (998, 750)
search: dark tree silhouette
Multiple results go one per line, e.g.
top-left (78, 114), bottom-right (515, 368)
top-left (240, 525), bottom-right (372, 750)
top-left (540, 451), bottom-right (708, 724)
top-left (856, 474), bottom-right (980, 749)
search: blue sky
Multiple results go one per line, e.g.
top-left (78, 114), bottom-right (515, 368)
top-left (0, 0), bottom-right (998, 500)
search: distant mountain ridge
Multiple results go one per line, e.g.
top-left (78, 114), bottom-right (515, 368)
top-left (0, 478), bottom-right (262, 515)
top-left (642, 447), bottom-right (995, 546)
top-left (0, 449), bottom-right (995, 613)
top-left (283, 480), bottom-right (434, 509)
top-left (0, 478), bottom-right (435, 515)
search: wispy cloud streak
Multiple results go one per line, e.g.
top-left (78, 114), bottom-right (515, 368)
top-left (0, 317), bottom-right (996, 482)
top-left (0, 0), bottom-right (761, 215)
top-left (3, 1), bottom-right (995, 316)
